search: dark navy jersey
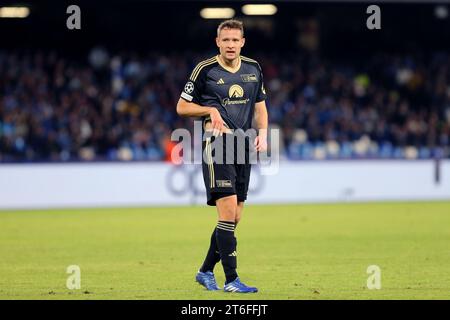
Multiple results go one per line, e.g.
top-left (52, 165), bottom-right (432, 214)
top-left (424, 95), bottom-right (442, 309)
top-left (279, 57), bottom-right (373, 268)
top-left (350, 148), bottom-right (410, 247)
top-left (180, 55), bottom-right (267, 131)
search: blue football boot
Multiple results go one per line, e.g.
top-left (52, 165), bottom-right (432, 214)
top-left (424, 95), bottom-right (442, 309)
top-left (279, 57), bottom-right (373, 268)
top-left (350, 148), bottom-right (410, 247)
top-left (195, 271), bottom-right (220, 291)
top-left (223, 277), bottom-right (258, 293)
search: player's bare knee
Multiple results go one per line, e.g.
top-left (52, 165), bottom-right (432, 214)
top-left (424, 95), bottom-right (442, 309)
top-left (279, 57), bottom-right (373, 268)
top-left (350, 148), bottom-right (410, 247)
top-left (216, 195), bottom-right (238, 221)
top-left (221, 206), bottom-right (237, 221)
top-left (220, 209), bottom-right (236, 221)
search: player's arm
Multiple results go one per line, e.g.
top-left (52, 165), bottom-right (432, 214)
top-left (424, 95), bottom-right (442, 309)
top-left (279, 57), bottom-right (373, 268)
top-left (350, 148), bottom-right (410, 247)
top-left (254, 63), bottom-right (268, 152)
top-left (177, 62), bottom-right (226, 136)
top-left (254, 100), bottom-right (268, 152)
top-left (176, 98), bottom-right (225, 136)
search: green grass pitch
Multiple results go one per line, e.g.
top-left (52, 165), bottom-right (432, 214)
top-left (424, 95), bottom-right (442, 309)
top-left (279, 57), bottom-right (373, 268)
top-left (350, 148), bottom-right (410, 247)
top-left (0, 202), bottom-right (449, 300)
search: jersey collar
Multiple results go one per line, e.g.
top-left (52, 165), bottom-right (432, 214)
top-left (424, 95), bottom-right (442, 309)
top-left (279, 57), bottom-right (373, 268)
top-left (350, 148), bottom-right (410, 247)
top-left (216, 55), bottom-right (241, 74)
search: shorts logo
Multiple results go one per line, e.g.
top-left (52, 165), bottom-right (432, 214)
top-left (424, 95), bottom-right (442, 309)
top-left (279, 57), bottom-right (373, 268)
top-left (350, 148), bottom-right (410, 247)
top-left (216, 180), bottom-right (232, 188)
top-left (241, 74), bottom-right (258, 82)
top-left (184, 81), bottom-right (194, 94)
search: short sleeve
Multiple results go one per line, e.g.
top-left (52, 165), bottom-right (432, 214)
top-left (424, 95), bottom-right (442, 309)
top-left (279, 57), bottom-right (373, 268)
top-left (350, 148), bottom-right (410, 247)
top-left (180, 64), bottom-right (207, 104)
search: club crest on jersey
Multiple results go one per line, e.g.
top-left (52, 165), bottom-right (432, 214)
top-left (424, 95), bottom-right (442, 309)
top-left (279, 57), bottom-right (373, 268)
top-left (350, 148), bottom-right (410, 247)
top-left (241, 74), bottom-right (258, 82)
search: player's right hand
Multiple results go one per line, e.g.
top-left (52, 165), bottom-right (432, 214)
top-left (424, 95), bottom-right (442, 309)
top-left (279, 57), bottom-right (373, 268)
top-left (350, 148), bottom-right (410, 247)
top-left (209, 108), bottom-right (225, 137)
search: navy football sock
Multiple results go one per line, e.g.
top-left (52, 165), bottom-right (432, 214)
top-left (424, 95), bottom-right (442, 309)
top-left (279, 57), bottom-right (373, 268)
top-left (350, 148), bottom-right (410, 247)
top-left (200, 227), bottom-right (221, 273)
top-left (216, 220), bottom-right (238, 284)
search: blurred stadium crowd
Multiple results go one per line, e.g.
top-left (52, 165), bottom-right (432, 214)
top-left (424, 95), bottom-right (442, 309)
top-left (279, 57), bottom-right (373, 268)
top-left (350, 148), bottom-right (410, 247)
top-left (1, 48), bottom-right (450, 162)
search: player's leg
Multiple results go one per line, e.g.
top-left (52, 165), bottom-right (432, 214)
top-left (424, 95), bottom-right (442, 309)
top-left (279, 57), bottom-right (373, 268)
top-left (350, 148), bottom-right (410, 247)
top-left (220, 163), bottom-right (257, 293)
top-left (215, 194), bottom-right (239, 285)
top-left (197, 135), bottom-right (235, 290)
top-left (200, 134), bottom-right (236, 261)
top-left (198, 194), bottom-right (235, 274)
top-left (199, 226), bottom-right (220, 273)
top-left (196, 222), bottom-right (221, 290)
top-left (218, 197), bottom-right (257, 293)
top-left (197, 196), bottom-right (237, 290)
top-left (212, 134), bottom-right (240, 285)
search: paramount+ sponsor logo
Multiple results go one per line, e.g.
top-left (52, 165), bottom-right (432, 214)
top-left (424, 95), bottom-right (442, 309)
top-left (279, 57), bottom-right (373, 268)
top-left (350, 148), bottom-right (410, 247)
top-left (222, 84), bottom-right (249, 106)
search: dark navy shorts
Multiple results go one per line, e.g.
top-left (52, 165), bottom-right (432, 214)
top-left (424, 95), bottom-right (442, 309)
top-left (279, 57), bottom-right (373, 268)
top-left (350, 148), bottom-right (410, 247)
top-left (202, 131), bottom-right (253, 206)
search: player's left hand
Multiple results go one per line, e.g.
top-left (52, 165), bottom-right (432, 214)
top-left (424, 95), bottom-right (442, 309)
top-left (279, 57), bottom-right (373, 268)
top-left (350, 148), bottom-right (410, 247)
top-left (254, 136), bottom-right (267, 152)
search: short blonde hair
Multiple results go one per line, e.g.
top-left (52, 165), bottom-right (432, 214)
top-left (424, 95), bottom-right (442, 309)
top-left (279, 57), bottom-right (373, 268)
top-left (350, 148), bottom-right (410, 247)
top-left (217, 19), bottom-right (244, 37)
